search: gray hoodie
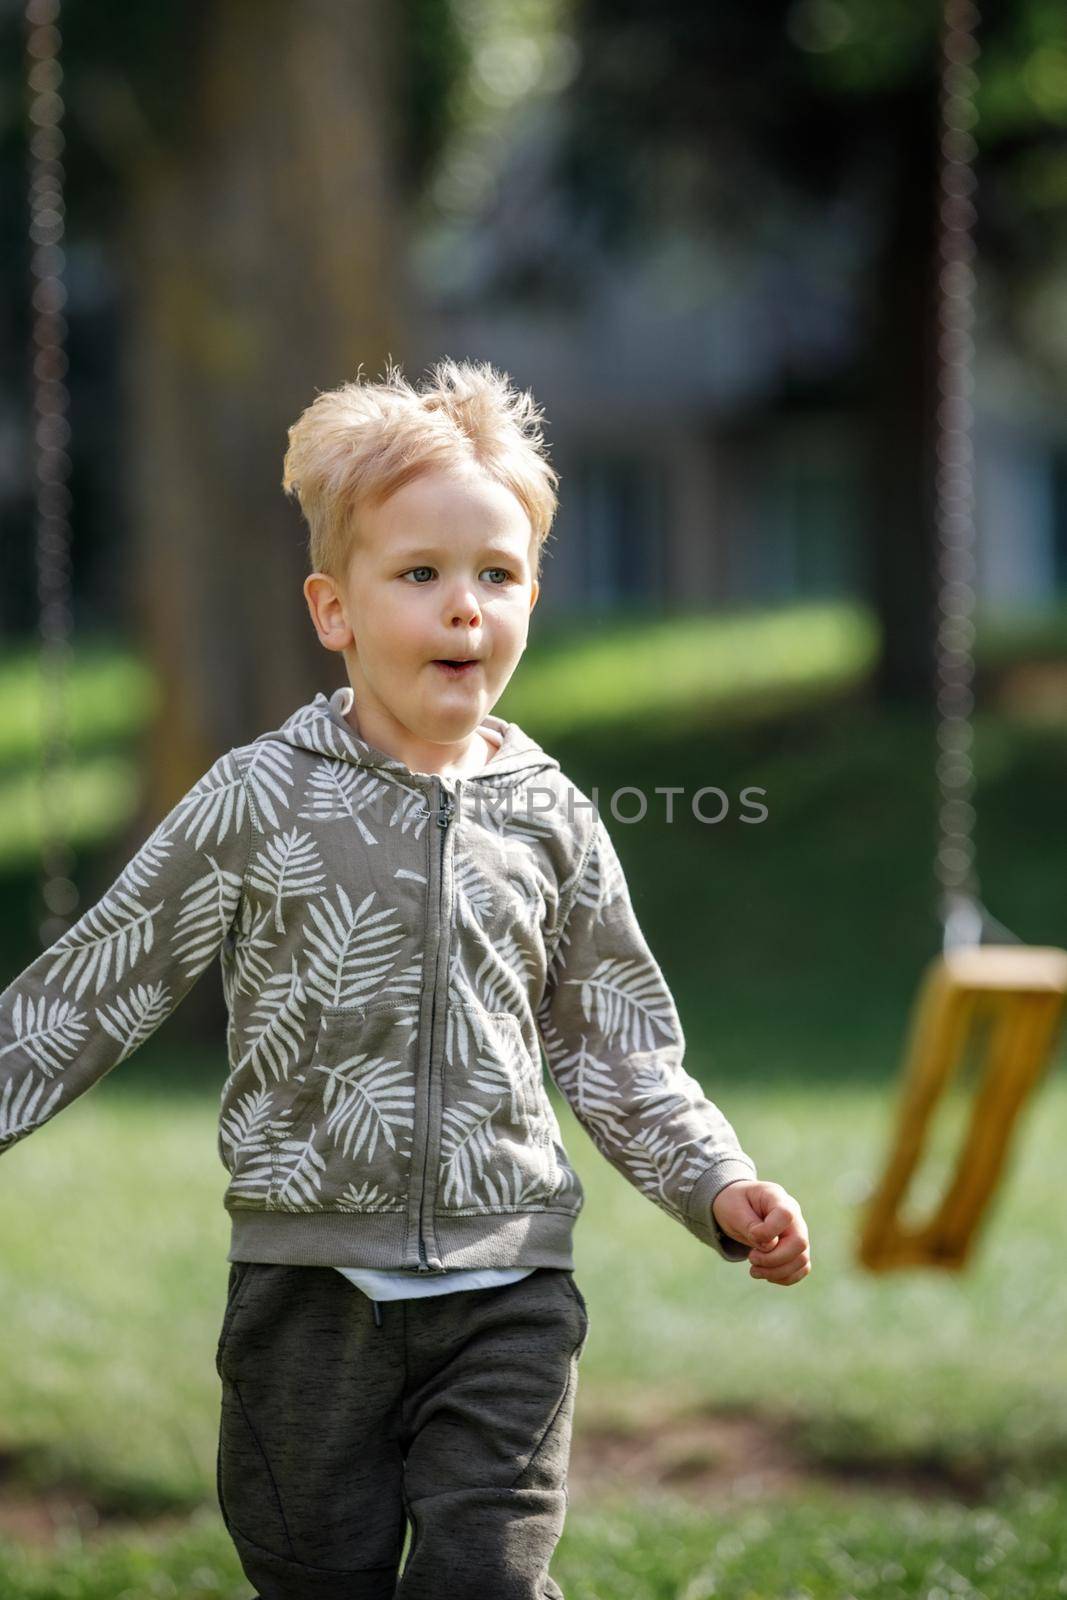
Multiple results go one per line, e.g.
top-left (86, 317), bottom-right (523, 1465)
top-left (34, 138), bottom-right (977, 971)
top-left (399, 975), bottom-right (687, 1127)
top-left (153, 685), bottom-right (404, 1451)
top-left (0, 686), bottom-right (758, 1271)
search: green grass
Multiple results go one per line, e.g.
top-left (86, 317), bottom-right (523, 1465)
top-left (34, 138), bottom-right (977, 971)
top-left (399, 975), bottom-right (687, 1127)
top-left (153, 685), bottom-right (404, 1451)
top-left (2, 1480), bottom-right (1063, 1599)
top-left (0, 637), bottom-right (155, 871)
top-left (497, 598), bottom-right (879, 736)
top-left (4, 605), bottom-right (1067, 1594)
top-left (2, 1072), bottom-right (1067, 1595)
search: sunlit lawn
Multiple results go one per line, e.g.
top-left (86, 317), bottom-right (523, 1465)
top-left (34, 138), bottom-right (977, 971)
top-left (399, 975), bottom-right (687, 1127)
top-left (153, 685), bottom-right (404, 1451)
top-left (1, 1066), bottom-right (1066, 1597)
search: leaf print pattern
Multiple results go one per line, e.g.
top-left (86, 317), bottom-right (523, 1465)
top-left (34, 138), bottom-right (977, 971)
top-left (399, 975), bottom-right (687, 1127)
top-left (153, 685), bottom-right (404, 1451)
top-left (245, 826), bottom-right (327, 935)
top-left (471, 926), bottom-right (536, 1014)
top-left (334, 1179), bottom-right (404, 1213)
top-left (0, 992), bottom-right (88, 1076)
top-left (113, 816), bottom-right (175, 896)
top-left (316, 1052), bottom-right (413, 1160)
top-left (272, 1128), bottom-right (330, 1209)
top-left (242, 739), bottom-right (294, 829)
top-left (625, 1123), bottom-right (698, 1220)
top-left (480, 1161), bottom-right (566, 1210)
top-left (302, 888), bottom-right (406, 1010)
top-left (568, 956), bottom-right (674, 1056)
top-left (536, 815), bottom-right (757, 1255)
top-left (466, 1034), bottom-right (529, 1123)
top-left (395, 866), bottom-right (428, 885)
top-left (44, 857), bottom-right (242, 1004)
top-left (444, 1002), bottom-right (530, 1100)
top-left (44, 887), bottom-right (164, 1000)
top-left (389, 786), bottom-right (432, 839)
top-left (0, 748), bottom-right (252, 1152)
top-left (171, 859), bottom-right (248, 975)
top-left (235, 957), bottom-right (309, 1088)
top-left (173, 749), bottom-right (252, 851)
top-left (218, 1085), bottom-right (273, 1177)
top-left (299, 764), bottom-right (393, 844)
top-left (221, 1088), bottom-right (334, 1210)
top-left (534, 1027), bottom-right (630, 1152)
top-left (497, 802), bottom-right (560, 846)
top-left (275, 698), bottom-right (357, 760)
top-left (437, 1004), bottom-right (562, 1211)
top-left (505, 867), bottom-right (545, 931)
top-left (381, 958), bottom-right (423, 1008)
top-left (229, 899), bottom-right (278, 996)
top-left (453, 855), bottom-right (495, 932)
top-left (443, 1003), bottom-right (476, 1072)
top-left (547, 814), bottom-right (625, 973)
top-left (97, 982), bottom-right (173, 1062)
top-left (0, 1070), bottom-right (63, 1148)
top-left (439, 1099), bottom-right (497, 1207)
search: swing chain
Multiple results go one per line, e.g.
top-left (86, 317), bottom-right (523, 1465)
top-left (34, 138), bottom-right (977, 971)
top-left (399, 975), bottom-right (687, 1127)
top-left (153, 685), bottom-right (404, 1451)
top-left (25, 0), bottom-right (80, 947)
top-left (932, 0), bottom-right (1012, 954)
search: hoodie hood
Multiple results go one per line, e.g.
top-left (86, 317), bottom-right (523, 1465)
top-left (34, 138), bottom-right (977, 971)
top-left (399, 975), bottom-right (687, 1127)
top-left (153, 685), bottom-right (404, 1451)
top-left (263, 685), bottom-right (560, 788)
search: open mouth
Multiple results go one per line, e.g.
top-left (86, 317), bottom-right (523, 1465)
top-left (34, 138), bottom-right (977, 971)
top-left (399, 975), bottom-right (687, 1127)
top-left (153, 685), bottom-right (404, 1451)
top-left (433, 659), bottom-right (479, 675)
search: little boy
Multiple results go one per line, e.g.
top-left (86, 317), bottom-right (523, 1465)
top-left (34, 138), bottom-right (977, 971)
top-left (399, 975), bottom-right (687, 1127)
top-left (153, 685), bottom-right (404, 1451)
top-left (0, 358), bottom-right (810, 1599)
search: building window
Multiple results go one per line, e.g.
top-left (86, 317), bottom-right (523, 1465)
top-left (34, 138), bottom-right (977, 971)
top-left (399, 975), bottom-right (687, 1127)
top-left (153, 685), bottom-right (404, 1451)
top-left (734, 419), bottom-right (864, 603)
top-left (573, 454), bottom-right (667, 610)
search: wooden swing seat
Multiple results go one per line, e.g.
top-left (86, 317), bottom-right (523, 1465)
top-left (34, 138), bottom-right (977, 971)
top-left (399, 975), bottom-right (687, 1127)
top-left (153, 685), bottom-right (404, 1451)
top-left (857, 944), bottom-right (1067, 1272)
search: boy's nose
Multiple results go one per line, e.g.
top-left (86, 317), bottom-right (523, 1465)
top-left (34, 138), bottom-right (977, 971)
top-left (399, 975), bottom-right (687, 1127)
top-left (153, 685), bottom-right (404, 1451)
top-left (440, 580), bottom-right (481, 623)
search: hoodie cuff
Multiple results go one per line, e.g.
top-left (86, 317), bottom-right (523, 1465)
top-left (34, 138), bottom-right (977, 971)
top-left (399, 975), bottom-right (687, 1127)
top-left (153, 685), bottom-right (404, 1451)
top-left (684, 1158), bottom-right (758, 1262)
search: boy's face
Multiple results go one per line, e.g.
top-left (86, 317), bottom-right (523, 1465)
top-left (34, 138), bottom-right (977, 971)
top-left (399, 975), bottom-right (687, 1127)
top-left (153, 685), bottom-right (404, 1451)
top-left (304, 465), bottom-right (540, 761)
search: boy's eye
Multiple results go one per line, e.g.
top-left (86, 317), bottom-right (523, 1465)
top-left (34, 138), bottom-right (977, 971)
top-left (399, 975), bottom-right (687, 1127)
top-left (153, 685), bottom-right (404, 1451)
top-left (401, 567), bottom-right (513, 585)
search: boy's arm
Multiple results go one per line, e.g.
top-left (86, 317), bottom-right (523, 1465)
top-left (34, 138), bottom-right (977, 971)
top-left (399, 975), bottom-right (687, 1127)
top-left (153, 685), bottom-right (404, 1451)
top-left (536, 813), bottom-right (757, 1262)
top-left (0, 748), bottom-right (253, 1154)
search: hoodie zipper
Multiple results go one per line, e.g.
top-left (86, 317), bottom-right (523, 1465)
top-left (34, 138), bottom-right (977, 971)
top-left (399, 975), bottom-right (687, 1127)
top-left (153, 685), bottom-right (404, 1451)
top-left (414, 776), bottom-right (456, 1272)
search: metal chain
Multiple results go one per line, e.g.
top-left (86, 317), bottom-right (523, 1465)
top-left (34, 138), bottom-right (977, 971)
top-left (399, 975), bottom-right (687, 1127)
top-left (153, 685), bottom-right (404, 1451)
top-left (933, 0), bottom-right (991, 952)
top-left (26, 0), bottom-right (80, 948)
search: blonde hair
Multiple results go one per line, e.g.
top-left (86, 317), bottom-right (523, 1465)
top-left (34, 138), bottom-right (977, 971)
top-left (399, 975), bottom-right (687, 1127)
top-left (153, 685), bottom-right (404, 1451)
top-left (282, 357), bottom-right (559, 581)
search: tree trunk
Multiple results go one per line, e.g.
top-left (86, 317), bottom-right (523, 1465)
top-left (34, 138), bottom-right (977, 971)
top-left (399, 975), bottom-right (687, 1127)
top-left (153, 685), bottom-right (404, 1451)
top-left (116, 0), bottom-right (411, 823)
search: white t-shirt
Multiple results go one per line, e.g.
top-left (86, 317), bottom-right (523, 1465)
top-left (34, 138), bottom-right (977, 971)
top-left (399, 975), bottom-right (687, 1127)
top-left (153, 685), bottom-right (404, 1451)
top-left (337, 1265), bottom-right (536, 1302)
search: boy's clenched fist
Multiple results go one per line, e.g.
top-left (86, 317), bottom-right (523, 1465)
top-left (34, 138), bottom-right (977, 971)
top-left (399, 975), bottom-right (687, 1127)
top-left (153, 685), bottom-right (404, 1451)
top-left (712, 1180), bottom-right (812, 1285)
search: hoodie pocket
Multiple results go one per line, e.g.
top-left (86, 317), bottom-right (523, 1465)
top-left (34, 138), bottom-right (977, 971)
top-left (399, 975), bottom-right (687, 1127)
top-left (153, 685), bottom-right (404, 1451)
top-left (439, 1001), bottom-right (559, 1211)
top-left (283, 999), bottom-right (418, 1212)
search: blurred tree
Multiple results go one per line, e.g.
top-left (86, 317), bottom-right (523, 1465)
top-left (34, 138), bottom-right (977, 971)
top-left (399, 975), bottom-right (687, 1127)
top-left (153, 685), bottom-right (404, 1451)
top-left (2, 0), bottom-right (469, 827)
top-left (6, 0), bottom-right (1067, 756)
top-left (115, 0), bottom-right (410, 814)
top-left (558, 0), bottom-right (1067, 704)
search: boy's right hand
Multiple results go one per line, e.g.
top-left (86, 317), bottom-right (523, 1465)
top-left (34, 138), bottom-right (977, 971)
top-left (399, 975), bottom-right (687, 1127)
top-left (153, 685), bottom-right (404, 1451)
top-left (711, 1179), bottom-right (811, 1286)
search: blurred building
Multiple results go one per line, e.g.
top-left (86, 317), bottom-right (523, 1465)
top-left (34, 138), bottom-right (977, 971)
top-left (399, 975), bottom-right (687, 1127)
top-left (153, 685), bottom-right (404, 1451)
top-left (6, 51), bottom-right (1067, 642)
top-left (410, 108), bottom-right (1067, 625)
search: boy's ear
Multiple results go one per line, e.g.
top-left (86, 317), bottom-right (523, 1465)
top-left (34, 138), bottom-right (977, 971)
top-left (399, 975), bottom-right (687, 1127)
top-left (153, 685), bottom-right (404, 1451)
top-left (304, 572), bottom-right (353, 651)
top-left (529, 579), bottom-right (540, 612)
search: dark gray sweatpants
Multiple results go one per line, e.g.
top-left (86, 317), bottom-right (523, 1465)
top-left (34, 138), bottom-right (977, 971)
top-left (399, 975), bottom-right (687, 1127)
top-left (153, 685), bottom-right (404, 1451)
top-left (214, 1262), bottom-right (590, 1599)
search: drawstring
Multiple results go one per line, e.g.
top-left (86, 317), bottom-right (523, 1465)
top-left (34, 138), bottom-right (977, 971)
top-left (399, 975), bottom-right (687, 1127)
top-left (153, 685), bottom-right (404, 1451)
top-left (372, 1298), bottom-right (383, 1328)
